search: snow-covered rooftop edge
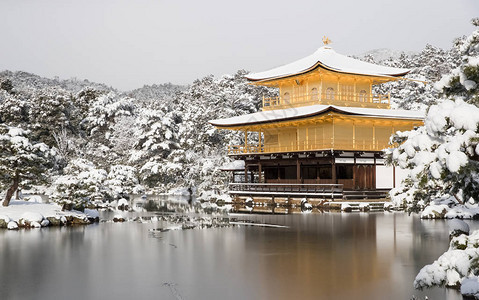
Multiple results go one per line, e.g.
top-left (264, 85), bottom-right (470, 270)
top-left (246, 46), bottom-right (410, 81)
top-left (209, 105), bottom-right (425, 127)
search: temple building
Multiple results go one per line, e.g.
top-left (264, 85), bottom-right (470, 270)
top-left (209, 39), bottom-right (424, 200)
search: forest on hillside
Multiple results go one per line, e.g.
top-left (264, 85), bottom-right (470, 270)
top-left (0, 20), bottom-right (474, 209)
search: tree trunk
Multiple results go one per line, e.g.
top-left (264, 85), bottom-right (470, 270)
top-left (3, 171), bottom-right (20, 207)
top-left (453, 193), bottom-right (464, 205)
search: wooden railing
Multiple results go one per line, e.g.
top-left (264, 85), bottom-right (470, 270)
top-left (229, 183), bottom-right (344, 198)
top-left (227, 139), bottom-right (390, 155)
top-left (262, 92), bottom-right (390, 111)
top-left (228, 144), bottom-right (264, 154)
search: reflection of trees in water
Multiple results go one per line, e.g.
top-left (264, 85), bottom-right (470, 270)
top-left (1, 227), bottom-right (88, 297)
top-left (387, 214), bottom-right (450, 265)
top-left (408, 216), bottom-right (450, 268)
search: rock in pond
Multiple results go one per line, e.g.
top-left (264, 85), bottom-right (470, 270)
top-left (113, 215), bottom-right (125, 222)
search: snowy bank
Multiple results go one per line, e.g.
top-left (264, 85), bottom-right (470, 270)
top-left (390, 192), bottom-right (479, 219)
top-left (414, 229), bottom-right (479, 298)
top-left (0, 201), bottom-right (98, 229)
top-left (421, 203), bottom-right (479, 219)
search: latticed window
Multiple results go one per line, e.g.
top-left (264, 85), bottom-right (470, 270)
top-left (264, 134), bottom-right (278, 144)
top-left (310, 88), bottom-right (319, 101)
top-left (359, 90), bottom-right (368, 102)
top-left (341, 85), bottom-right (353, 99)
top-left (326, 87), bottom-right (335, 100)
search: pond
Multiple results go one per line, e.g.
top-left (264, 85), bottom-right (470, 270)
top-left (0, 209), bottom-right (472, 300)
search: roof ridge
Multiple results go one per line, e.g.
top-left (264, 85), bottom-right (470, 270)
top-left (246, 47), bottom-right (410, 82)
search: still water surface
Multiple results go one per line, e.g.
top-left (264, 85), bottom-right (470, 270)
top-left (0, 211), bottom-right (473, 300)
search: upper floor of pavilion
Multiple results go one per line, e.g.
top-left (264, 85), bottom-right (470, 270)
top-left (246, 41), bottom-right (410, 111)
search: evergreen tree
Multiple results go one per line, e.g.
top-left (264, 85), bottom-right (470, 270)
top-left (52, 158), bottom-right (108, 209)
top-left (386, 18), bottom-right (479, 209)
top-left (0, 125), bottom-right (54, 206)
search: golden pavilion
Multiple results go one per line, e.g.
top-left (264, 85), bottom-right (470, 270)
top-left (210, 40), bottom-right (424, 200)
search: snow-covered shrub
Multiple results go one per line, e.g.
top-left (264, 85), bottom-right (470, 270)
top-left (52, 158), bottom-right (108, 209)
top-left (414, 230), bottom-right (479, 292)
top-left (104, 165), bottom-right (140, 198)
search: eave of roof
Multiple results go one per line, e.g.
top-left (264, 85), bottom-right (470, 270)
top-left (209, 105), bottom-right (425, 128)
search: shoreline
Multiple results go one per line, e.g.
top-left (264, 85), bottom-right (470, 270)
top-left (0, 201), bottom-right (99, 230)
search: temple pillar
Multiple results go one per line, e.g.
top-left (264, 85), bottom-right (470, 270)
top-left (353, 154), bottom-right (357, 189)
top-left (317, 162), bottom-right (320, 183)
top-left (332, 156), bottom-right (337, 184)
top-left (258, 131), bottom-right (262, 152)
top-left (244, 130), bottom-right (248, 153)
top-left (258, 162), bottom-right (262, 183)
top-left (296, 159), bottom-right (301, 183)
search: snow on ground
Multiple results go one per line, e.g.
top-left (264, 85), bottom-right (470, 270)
top-left (341, 203), bottom-right (352, 211)
top-left (383, 202), bottom-right (393, 210)
top-left (421, 203), bottom-right (479, 219)
top-left (84, 208), bottom-right (100, 219)
top-left (168, 187), bottom-right (191, 196)
top-left (0, 200), bottom-right (95, 229)
top-left (220, 160), bottom-right (245, 171)
top-left (301, 198), bottom-right (312, 210)
top-left (117, 198), bottom-right (129, 208)
top-left (197, 190), bottom-right (232, 203)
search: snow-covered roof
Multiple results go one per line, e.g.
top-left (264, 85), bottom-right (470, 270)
top-left (246, 46), bottom-right (410, 81)
top-left (209, 105), bottom-right (424, 128)
top-left (220, 160), bottom-right (245, 171)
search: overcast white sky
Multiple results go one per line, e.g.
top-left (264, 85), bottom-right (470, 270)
top-left (0, 0), bottom-right (477, 90)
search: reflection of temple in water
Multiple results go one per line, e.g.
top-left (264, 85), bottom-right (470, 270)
top-left (240, 213), bottom-right (383, 299)
top-left (234, 213), bottom-right (455, 299)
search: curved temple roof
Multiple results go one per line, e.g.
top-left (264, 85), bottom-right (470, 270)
top-left (209, 105), bottom-right (424, 128)
top-left (246, 46), bottom-right (410, 81)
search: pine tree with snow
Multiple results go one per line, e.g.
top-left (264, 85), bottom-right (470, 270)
top-left (104, 164), bottom-right (140, 198)
top-left (27, 88), bottom-right (74, 145)
top-left (0, 125), bottom-right (55, 206)
top-left (0, 90), bottom-right (29, 125)
top-left (436, 18), bottom-right (479, 105)
top-left (386, 18), bottom-right (479, 209)
top-left (0, 79), bottom-right (13, 94)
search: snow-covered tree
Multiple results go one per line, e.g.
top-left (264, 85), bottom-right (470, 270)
top-left (104, 165), bottom-right (140, 198)
top-left (436, 19), bottom-right (479, 105)
top-left (52, 158), bottom-right (108, 209)
top-left (130, 108), bottom-right (180, 162)
top-left (80, 91), bottom-right (136, 138)
top-left (27, 88), bottom-right (74, 145)
top-left (0, 78), bottom-right (13, 93)
top-left (386, 100), bottom-right (479, 208)
top-left (386, 18), bottom-right (479, 209)
top-left (0, 125), bottom-right (55, 206)
top-left (0, 90), bottom-right (29, 125)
